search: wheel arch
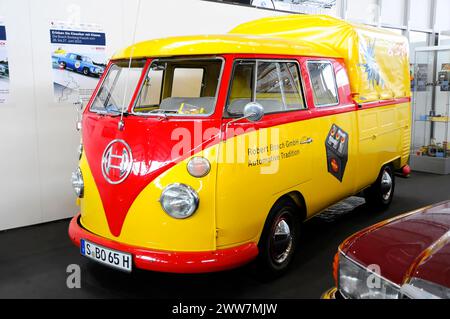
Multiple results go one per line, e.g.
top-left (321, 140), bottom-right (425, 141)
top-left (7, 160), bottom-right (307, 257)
top-left (259, 190), bottom-right (307, 239)
top-left (283, 191), bottom-right (307, 223)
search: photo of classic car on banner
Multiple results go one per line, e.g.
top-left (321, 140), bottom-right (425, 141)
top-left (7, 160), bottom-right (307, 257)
top-left (0, 61), bottom-right (8, 78)
top-left (323, 201), bottom-right (450, 299)
top-left (56, 52), bottom-right (105, 77)
top-left (51, 48), bottom-right (107, 103)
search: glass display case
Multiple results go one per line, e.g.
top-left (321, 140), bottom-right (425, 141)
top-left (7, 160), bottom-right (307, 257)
top-left (410, 46), bottom-right (450, 174)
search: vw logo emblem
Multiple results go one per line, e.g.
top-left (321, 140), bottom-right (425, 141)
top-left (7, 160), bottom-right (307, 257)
top-left (101, 139), bottom-right (133, 185)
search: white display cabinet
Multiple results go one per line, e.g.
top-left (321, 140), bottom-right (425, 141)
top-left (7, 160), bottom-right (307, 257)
top-left (410, 46), bottom-right (450, 174)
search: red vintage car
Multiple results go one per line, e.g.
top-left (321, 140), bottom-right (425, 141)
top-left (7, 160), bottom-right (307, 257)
top-left (323, 201), bottom-right (450, 299)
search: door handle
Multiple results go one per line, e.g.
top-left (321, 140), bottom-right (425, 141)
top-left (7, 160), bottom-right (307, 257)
top-left (300, 137), bottom-right (314, 145)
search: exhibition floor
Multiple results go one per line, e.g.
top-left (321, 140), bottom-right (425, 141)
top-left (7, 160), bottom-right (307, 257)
top-left (1, 172), bottom-right (449, 299)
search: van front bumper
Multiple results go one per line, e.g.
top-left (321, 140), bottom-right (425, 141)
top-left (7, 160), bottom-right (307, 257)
top-left (68, 214), bottom-right (259, 273)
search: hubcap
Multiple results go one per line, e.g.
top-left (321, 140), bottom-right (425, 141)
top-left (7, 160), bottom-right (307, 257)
top-left (381, 170), bottom-right (393, 201)
top-left (271, 217), bottom-right (293, 264)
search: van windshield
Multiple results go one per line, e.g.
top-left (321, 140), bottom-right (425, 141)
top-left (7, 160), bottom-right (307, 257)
top-left (133, 59), bottom-right (223, 116)
top-left (90, 60), bottom-right (146, 115)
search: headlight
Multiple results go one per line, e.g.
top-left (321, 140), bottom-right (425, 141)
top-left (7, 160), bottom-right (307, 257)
top-left (339, 253), bottom-right (401, 299)
top-left (187, 157), bottom-right (210, 178)
top-left (71, 168), bottom-right (84, 198)
top-left (401, 278), bottom-right (450, 299)
top-left (160, 184), bottom-right (199, 219)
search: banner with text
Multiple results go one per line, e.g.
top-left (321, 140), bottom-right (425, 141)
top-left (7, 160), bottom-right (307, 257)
top-left (50, 21), bottom-right (107, 104)
top-left (0, 18), bottom-right (9, 104)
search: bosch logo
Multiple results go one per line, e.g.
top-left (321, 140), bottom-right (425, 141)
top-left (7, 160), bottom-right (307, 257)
top-left (101, 140), bottom-right (133, 185)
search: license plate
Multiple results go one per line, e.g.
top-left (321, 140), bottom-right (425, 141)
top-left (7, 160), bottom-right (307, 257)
top-left (80, 239), bottom-right (132, 272)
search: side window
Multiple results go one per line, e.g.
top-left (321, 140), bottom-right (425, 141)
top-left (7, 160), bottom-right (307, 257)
top-left (171, 68), bottom-right (204, 98)
top-left (227, 62), bottom-right (253, 115)
top-left (307, 61), bottom-right (338, 107)
top-left (280, 62), bottom-right (304, 110)
top-left (255, 62), bottom-right (284, 113)
top-left (227, 60), bottom-right (305, 116)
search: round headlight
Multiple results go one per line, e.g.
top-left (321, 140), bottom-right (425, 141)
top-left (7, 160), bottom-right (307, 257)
top-left (160, 184), bottom-right (199, 219)
top-left (71, 168), bottom-right (84, 198)
top-left (187, 157), bottom-right (211, 178)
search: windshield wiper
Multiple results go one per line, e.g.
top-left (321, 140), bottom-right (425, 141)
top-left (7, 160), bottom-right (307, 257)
top-left (147, 109), bottom-right (177, 114)
top-left (145, 109), bottom-right (179, 119)
top-left (94, 108), bottom-right (130, 117)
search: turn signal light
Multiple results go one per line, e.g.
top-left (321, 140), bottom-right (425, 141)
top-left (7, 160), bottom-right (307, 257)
top-left (187, 157), bottom-right (211, 178)
top-left (332, 251), bottom-right (340, 287)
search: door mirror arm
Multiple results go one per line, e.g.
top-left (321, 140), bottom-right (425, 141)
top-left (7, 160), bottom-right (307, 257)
top-left (222, 102), bottom-right (264, 142)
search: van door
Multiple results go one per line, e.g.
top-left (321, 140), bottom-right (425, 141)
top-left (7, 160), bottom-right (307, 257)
top-left (215, 59), bottom-right (315, 248)
top-left (299, 58), bottom-right (359, 214)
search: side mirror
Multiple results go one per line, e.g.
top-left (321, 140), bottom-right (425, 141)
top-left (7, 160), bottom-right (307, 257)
top-left (222, 102), bottom-right (264, 142)
top-left (243, 102), bottom-right (264, 122)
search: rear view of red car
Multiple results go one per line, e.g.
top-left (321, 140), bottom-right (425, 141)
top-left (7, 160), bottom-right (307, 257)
top-left (324, 201), bottom-right (450, 299)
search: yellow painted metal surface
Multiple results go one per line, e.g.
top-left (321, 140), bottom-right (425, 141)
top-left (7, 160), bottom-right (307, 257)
top-left (215, 113), bottom-right (358, 247)
top-left (355, 102), bottom-right (410, 188)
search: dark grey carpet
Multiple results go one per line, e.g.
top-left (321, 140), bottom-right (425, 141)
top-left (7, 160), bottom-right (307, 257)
top-left (0, 172), bottom-right (449, 299)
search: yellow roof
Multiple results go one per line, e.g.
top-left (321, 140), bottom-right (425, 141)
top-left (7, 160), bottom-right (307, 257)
top-left (113, 15), bottom-right (410, 103)
top-left (112, 34), bottom-right (341, 60)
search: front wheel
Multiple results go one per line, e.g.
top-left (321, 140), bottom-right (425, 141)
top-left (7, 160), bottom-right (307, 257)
top-left (364, 165), bottom-right (395, 209)
top-left (257, 199), bottom-right (299, 277)
top-left (83, 68), bottom-right (90, 76)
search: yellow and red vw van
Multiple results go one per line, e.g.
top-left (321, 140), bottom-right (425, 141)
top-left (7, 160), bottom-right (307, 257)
top-left (68, 15), bottom-right (411, 275)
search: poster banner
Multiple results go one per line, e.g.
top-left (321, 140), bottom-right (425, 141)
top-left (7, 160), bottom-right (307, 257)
top-left (50, 21), bottom-right (107, 103)
top-left (0, 18), bottom-right (9, 104)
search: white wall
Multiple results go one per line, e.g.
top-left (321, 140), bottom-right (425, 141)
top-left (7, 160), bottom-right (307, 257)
top-left (381, 0), bottom-right (405, 27)
top-left (346, 0), bottom-right (380, 25)
top-left (436, 0), bottom-right (450, 32)
top-left (0, 0), bottom-right (286, 231)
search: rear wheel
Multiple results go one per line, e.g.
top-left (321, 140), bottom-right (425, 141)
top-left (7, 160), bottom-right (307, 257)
top-left (257, 199), bottom-right (299, 277)
top-left (83, 68), bottom-right (90, 76)
top-left (364, 165), bottom-right (395, 209)
top-left (59, 62), bottom-right (66, 69)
